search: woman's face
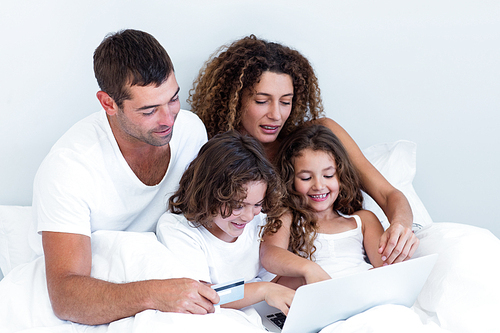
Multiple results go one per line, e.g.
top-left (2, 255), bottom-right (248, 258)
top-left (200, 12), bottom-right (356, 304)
top-left (239, 71), bottom-right (293, 145)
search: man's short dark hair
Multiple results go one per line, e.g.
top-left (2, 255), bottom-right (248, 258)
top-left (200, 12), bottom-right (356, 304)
top-left (93, 29), bottom-right (174, 108)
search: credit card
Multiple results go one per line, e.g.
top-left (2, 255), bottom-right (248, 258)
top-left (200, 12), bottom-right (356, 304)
top-left (211, 279), bottom-right (245, 305)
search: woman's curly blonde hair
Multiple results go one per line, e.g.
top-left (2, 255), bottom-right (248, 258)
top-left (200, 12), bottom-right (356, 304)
top-left (189, 35), bottom-right (324, 139)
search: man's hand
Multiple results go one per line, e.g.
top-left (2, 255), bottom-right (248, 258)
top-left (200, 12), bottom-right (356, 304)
top-left (152, 278), bottom-right (219, 314)
top-left (378, 222), bottom-right (419, 264)
top-left (43, 231), bottom-right (219, 325)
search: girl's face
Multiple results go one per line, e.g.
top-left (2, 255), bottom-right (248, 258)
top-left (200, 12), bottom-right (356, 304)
top-left (293, 148), bottom-right (340, 215)
top-left (209, 181), bottom-right (267, 243)
top-left (239, 71), bottom-right (293, 145)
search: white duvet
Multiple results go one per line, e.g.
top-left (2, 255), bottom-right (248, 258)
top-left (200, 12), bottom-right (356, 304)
top-left (1, 223), bottom-right (499, 333)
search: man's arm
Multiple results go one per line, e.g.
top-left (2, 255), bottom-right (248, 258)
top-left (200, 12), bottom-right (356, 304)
top-left (43, 231), bottom-right (219, 325)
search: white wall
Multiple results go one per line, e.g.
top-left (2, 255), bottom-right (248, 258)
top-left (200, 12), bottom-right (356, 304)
top-left (1, 0), bottom-right (499, 237)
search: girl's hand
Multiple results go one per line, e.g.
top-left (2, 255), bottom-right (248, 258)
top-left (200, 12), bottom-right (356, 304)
top-left (378, 222), bottom-right (419, 264)
top-left (304, 262), bottom-right (331, 285)
top-left (264, 284), bottom-right (295, 316)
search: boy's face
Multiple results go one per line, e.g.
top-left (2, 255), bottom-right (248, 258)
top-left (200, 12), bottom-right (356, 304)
top-left (208, 181), bottom-right (267, 243)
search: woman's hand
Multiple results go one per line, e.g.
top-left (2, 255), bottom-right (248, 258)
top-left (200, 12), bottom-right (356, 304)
top-left (378, 222), bottom-right (419, 264)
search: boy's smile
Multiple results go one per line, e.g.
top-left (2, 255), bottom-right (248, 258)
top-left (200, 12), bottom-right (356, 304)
top-left (208, 181), bottom-right (267, 243)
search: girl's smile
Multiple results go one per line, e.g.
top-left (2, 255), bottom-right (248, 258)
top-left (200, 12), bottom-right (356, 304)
top-left (309, 192), bottom-right (330, 202)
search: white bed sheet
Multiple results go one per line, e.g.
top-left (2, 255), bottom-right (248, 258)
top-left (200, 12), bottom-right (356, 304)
top-left (0, 231), bottom-right (266, 333)
top-left (1, 225), bottom-right (499, 333)
top-left (412, 223), bottom-right (500, 333)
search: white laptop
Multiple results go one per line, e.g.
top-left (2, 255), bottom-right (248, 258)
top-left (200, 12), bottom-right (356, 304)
top-left (254, 254), bottom-right (438, 333)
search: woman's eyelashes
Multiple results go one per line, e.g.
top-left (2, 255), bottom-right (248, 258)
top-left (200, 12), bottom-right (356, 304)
top-left (254, 99), bottom-right (291, 106)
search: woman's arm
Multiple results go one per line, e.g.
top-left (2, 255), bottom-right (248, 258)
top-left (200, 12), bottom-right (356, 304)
top-left (316, 117), bottom-right (419, 264)
top-left (260, 213), bottom-right (331, 285)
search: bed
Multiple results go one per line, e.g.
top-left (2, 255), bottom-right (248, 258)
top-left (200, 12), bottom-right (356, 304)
top-left (1, 140), bottom-right (499, 333)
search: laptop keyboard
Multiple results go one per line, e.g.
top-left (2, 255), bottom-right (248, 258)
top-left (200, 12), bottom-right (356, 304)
top-left (267, 312), bottom-right (287, 329)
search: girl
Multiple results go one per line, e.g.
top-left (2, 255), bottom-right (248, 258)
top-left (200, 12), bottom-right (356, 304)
top-left (156, 130), bottom-right (295, 315)
top-left (189, 34), bottom-right (418, 265)
top-left (261, 125), bottom-right (386, 287)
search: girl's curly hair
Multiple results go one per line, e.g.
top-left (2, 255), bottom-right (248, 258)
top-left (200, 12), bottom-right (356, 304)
top-left (189, 35), bottom-right (324, 139)
top-left (263, 125), bottom-right (364, 260)
top-left (168, 130), bottom-right (285, 229)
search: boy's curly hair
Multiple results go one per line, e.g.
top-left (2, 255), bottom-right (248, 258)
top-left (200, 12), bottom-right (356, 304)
top-left (189, 35), bottom-right (324, 139)
top-left (169, 131), bottom-right (285, 228)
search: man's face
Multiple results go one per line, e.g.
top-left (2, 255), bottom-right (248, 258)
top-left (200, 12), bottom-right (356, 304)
top-left (114, 73), bottom-right (181, 147)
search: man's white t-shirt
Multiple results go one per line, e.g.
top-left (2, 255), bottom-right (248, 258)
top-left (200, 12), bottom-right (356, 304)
top-left (156, 212), bottom-right (272, 285)
top-left (30, 109), bottom-right (207, 255)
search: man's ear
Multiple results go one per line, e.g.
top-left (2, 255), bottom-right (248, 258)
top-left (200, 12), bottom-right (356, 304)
top-left (96, 91), bottom-right (119, 116)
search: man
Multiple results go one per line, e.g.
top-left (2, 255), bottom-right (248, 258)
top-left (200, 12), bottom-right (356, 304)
top-left (30, 29), bottom-right (219, 325)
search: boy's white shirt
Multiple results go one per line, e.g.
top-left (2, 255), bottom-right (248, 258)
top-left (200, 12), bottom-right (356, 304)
top-left (156, 212), bottom-right (271, 284)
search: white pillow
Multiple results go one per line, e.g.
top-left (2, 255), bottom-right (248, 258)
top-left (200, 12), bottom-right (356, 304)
top-left (0, 205), bottom-right (37, 277)
top-left (361, 140), bottom-right (433, 229)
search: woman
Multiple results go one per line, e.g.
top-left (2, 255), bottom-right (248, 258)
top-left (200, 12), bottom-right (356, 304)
top-left (189, 34), bottom-right (418, 265)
